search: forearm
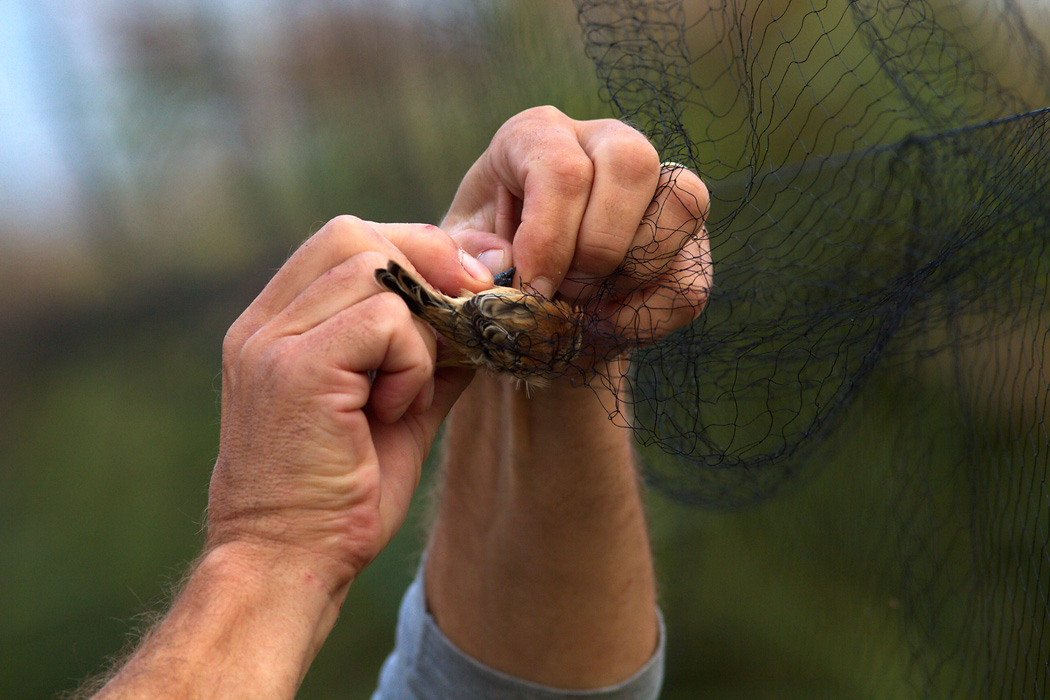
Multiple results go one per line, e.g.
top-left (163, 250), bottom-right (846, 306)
top-left (91, 543), bottom-right (347, 700)
top-left (425, 368), bottom-right (658, 689)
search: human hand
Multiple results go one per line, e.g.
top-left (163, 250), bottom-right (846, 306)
top-left (442, 106), bottom-right (712, 357)
top-left (207, 216), bottom-right (493, 593)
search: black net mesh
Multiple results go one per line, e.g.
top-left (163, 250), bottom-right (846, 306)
top-left (560, 0), bottom-right (1050, 697)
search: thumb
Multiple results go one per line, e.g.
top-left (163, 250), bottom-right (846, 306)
top-left (450, 229), bottom-right (515, 276)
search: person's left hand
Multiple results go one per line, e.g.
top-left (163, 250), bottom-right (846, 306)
top-left (441, 106), bottom-right (712, 350)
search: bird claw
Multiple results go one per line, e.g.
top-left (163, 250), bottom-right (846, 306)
top-left (493, 267), bottom-right (516, 288)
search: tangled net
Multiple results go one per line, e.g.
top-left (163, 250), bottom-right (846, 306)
top-left (550, 1), bottom-right (1050, 697)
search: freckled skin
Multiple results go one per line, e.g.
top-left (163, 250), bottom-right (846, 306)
top-left (375, 261), bottom-right (583, 386)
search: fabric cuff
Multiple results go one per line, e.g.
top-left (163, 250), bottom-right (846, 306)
top-left (372, 565), bottom-right (665, 700)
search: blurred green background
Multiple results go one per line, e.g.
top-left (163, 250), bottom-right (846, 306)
top-left (1, 1), bottom-right (1046, 699)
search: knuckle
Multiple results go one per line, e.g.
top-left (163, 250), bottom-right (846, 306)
top-left (590, 123), bottom-right (661, 188)
top-left (316, 250), bottom-right (394, 294)
top-left (237, 330), bottom-right (272, 368)
top-left (522, 104), bottom-right (568, 124)
top-left (574, 232), bottom-right (628, 274)
top-left (236, 331), bottom-right (304, 388)
top-left (361, 295), bottom-right (433, 372)
top-left (222, 311), bottom-right (256, 370)
top-left (498, 106), bottom-right (567, 144)
top-left (368, 291), bottom-right (414, 328)
top-left (544, 151), bottom-right (595, 194)
top-left (620, 136), bottom-right (662, 183)
top-left (313, 215), bottom-right (377, 256)
top-left (349, 250), bottom-right (391, 277)
top-left (323, 214), bottom-right (366, 235)
top-left (411, 337), bottom-right (435, 378)
top-left (222, 319), bottom-right (247, 363)
top-left (524, 233), bottom-right (576, 276)
top-left (600, 119), bottom-right (658, 153)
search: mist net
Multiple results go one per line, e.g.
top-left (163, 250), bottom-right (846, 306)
top-left (546, 0), bottom-right (1050, 697)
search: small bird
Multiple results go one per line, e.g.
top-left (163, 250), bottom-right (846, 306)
top-left (374, 260), bottom-right (583, 386)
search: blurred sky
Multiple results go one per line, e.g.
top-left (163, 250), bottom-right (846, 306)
top-left (2, 0), bottom-right (1045, 243)
top-left (1, 0), bottom-right (80, 237)
top-left (0, 0), bottom-right (461, 242)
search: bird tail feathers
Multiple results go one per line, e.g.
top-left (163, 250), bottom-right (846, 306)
top-left (374, 261), bottom-right (454, 317)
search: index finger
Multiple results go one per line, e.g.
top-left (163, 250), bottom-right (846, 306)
top-left (485, 109), bottom-right (595, 298)
top-left (226, 217), bottom-right (492, 355)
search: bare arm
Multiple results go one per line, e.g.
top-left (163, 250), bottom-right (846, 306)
top-left (91, 544), bottom-right (342, 700)
top-left (83, 218), bottom-right (493, 700)
top-left (425, 107), bottom-right (711, 689)
top-left (427, 369), bottom-right (657, 688)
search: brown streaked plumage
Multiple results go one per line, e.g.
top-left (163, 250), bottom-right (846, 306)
top-left (374, 260), bottom-right (583, 386)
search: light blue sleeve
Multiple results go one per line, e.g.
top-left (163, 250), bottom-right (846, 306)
top-left (370, 567), bottom-right (666, 700)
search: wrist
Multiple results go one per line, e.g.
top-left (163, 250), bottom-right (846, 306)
top-left (203, 503), bottom-right (366, 596)
top-left (510, 354), bottom-right (631, 414)
top-left (446, 370), bottom-right (637, 493)
top-left (462, 365), bottom-right (631, 443)
top-left (201, 539), bottom-right (352, 615)
top-left (200, 541), bottom-right (351, 680)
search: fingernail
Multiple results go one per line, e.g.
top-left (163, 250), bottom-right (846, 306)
top-left (476, 249), bottom-right (506, 274)
top-left (528, 276), bottom-right (555, 298)
top-left (459, 249), bottom-right (493, 283)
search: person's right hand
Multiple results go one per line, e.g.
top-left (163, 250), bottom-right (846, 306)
top-left (207, 216), bottom-right (494, 594)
